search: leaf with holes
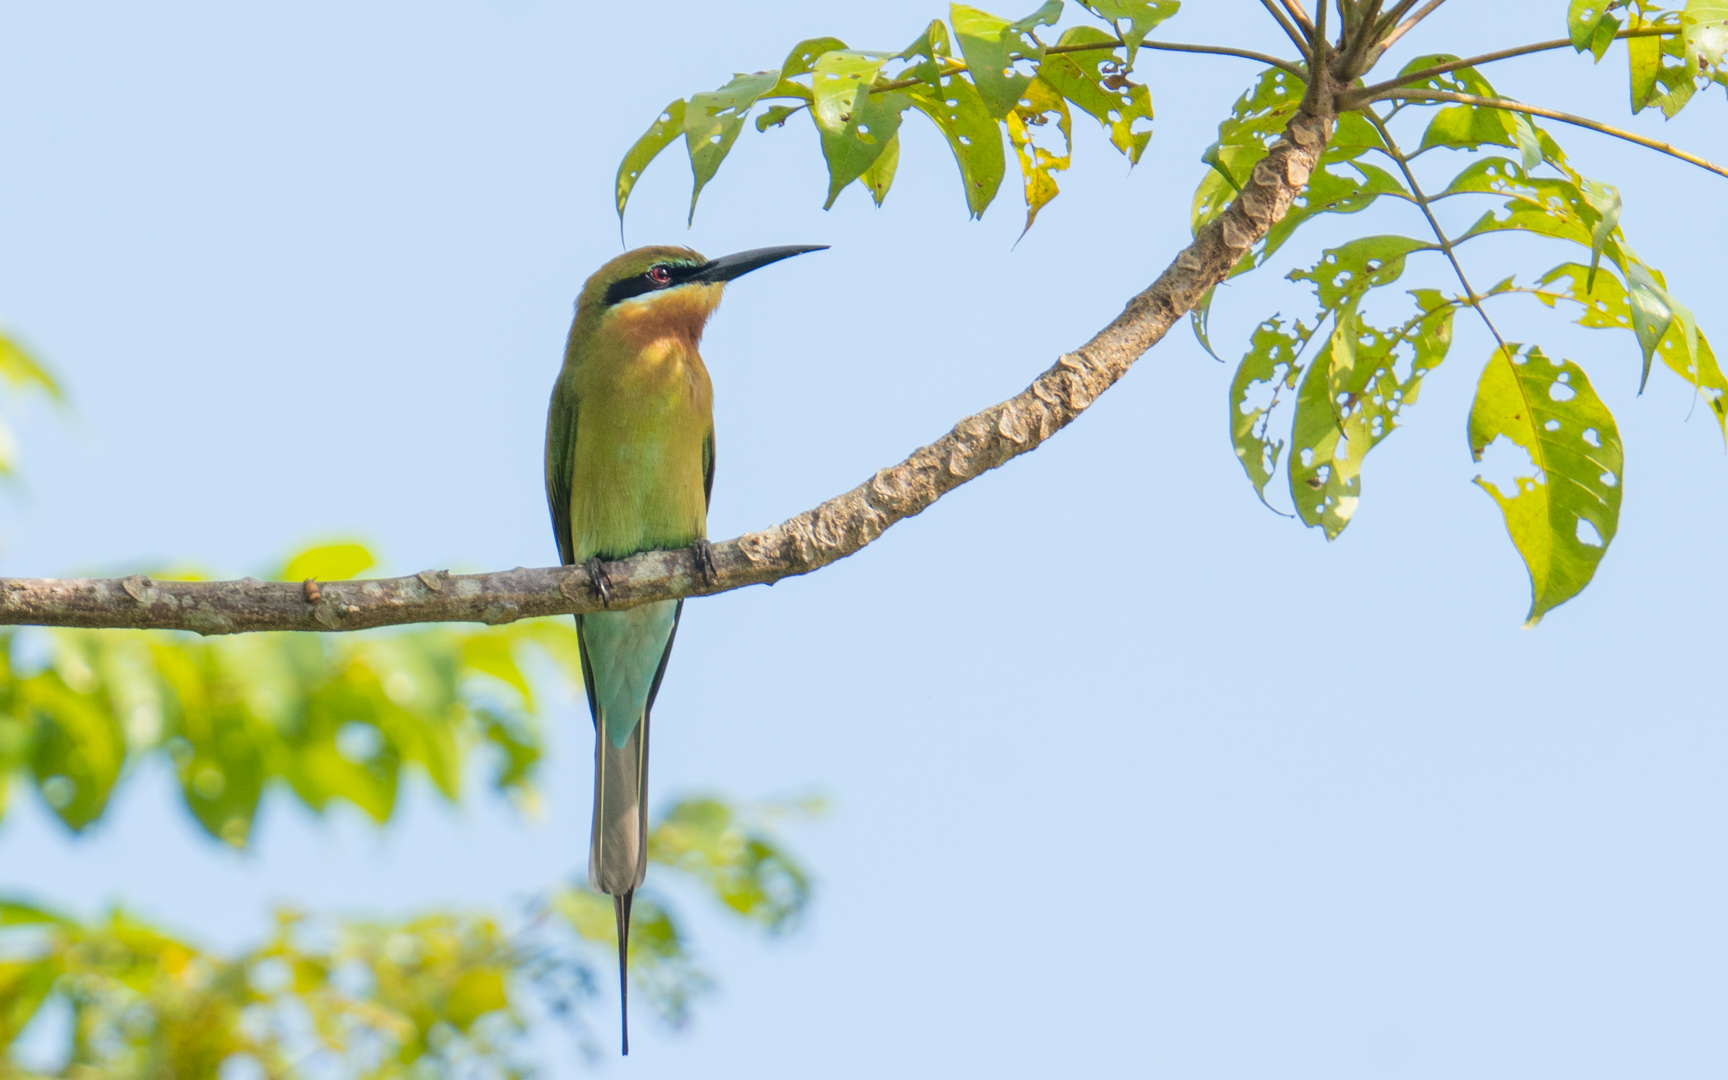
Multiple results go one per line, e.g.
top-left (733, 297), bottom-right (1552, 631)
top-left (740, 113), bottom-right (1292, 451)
top-left (860, 134), bottom-right (901, 206)
top-left (1006, 76), bottom-right (1071, 233)
top-left (616, 99), bottom-right (688, 223)
top-left (1470, 345), bottom-right (1622, 624)
top-left (1287, 293), bottom-right (1456, 538)
top-left (1537, 261), bottom-right (1727, 432)
top-left (1569, 0), bottom-right (1623, 51)
top-left (906, 73), bottom-right (1006, 217)
top-left (951, 1), bottom-right (1063, 118)
top-left (1287, 234), bottom-right (1434, 311)
top-left (1074, 0), bottom-right (1179, 65)
top-left (1191, 67), bottom-right (1304, 236)
top-left (686, 70), bottom-right (783, 223)
top-left (1229, 314), bottom-right (1317, 509)
top-left (811, 52), bottom-right (910, 209)
top-left (1453, 160), bottom-right (1623, 268)
top-left (1039, 26), bottom-right (1154, 162)
top-left (1687, 0), bottom-right (1728, 67)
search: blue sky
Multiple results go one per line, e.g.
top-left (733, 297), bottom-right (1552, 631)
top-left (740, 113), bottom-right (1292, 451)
top-left (1, 1), bottom-right (1726, 1077)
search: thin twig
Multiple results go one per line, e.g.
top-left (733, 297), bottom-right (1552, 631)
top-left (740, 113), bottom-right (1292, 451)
top-left (1278, 0), bottom-right (1316, 32)
top-left (1363, 108), bottom-right (1507, 351)
top-left (1380, 0), bottom-right (1449, 53)
top-left (867, 38), bottom-right (1308, 96)
top-left (1258, 0), bottom-right (1314, 55)
top-left (1366, 89), bottom-right (1728, 180)
top-left (1356, 27), bottom-right (1677, 99)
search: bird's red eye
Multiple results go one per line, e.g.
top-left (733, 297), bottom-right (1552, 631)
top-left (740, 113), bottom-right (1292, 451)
top-left (647, 265), bottom-right (672, 285)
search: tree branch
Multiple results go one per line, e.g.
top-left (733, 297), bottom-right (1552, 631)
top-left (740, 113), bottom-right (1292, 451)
top-left (0, 90), bottom-right (1345, 637)
top-left (1258, 0), bottom-right (1314, 55)
top-left (1356, 27), bottom-right (1677, 99)
top-left (1363, 88), bottom-right (1728, 180)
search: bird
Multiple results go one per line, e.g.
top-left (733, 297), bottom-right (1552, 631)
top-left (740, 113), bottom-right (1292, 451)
top-left (544, 242), bottom-right (826, 1054)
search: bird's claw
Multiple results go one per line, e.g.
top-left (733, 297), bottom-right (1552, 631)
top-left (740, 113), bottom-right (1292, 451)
top-left (690, 538), bottom-right (716, 588)
top-left (585, 556), bottom-right (612, 607)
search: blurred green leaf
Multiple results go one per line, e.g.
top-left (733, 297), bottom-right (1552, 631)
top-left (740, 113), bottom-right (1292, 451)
top-left (1468, 345), bottom-right (1623, 625)
top-left (281, 542), bottom-right (374, 582)
top-left (1686, 0), bottom-right (1728, 68)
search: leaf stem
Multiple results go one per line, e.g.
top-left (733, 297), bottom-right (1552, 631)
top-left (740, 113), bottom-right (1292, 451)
top-left (1363, 108), bottom-right (1508, 351)
top-left (1357, 27), bottom-right (1678, 99)
top-left (1364, 88), bottom-right (1728, 180)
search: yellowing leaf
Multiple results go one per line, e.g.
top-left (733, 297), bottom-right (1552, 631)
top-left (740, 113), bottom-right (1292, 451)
top-left (1005, 76), bottom-right (1071, 234)
top-left (1468, 345), bottom-right (1623, 625)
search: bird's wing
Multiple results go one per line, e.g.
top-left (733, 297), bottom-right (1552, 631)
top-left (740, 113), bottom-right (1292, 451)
top-left (545, 375), bottom-right (578, 567)
top-left (702, 428), bottom-right (715, 511)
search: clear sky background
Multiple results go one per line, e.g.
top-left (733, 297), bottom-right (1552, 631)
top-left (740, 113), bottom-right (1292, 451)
top-left (1, 1), bottom-right (1725, 1076)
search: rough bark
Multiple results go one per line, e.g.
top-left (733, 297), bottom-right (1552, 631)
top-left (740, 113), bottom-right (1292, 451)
top-left (0, 94), bottom-right (1336, 636)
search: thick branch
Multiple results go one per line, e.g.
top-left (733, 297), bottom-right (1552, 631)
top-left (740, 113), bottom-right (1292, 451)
top-left (0, 95), bottom-right (1342, 636)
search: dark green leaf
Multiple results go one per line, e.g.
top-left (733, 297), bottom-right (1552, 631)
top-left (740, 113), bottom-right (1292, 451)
top-left (1468, 345), bottom-right (1623, 625)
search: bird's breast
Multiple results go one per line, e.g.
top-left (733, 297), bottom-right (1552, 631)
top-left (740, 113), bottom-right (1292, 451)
top-left (570, 336), bottom-right (713, 561)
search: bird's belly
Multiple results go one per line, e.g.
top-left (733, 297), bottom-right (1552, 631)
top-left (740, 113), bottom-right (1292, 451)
top-left (570, 407), bottom-right (708, 561)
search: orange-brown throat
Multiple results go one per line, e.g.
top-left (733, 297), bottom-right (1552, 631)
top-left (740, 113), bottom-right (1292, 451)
top-left (607, 283), bottom-right (723, 351)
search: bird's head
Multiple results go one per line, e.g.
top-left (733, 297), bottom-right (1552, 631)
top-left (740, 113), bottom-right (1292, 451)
top-left (575, 244), bottom-right (827, 348)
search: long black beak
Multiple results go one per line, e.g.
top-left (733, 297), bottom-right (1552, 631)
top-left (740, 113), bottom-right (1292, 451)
top-left (686, 245), bottom-right (828, 285)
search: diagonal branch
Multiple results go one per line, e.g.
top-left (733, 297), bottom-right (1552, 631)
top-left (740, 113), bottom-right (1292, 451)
top-left (0, 92), bottom-right (1346, 636)
top-left (1258, 0), bottom-right (1313, 55)
top-left (1355, 27), bottom-right (1677, 99)
top-left (1364, 88), bottom-right (1728, 180)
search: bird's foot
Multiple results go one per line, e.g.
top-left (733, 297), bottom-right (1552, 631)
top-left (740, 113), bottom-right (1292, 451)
top-left (584, 556), bottom-right (612, 607)
top-left (690, 538), bottom-right (716, 588)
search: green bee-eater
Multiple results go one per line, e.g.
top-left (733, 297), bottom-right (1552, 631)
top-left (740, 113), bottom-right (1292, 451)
top-left (544, 242), bottom-right (825, 1053)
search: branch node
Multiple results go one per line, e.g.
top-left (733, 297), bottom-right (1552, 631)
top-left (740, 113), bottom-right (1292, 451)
top-left (416, 570), bottom-right (448, 592)
top-left (121, 575), bottom-right (152, 603)
top-left (303, 578), bottom-right (321, 604)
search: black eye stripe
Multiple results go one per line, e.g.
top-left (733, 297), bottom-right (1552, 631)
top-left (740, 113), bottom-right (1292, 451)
top-left (603, 262), bottom-right (703, 305)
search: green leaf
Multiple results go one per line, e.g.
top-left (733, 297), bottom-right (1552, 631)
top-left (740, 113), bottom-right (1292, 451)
top-left (1039, 26), bottom-right (1154, 163)
top-left (1590, 12), bottom-right (1624, 59)
top-left (906, 73), bottom-right (1006, 217)
top-left (1005, 75), bottom-right (1072, 234)
top-left (897, 20), bottom-right (953, 63)
top-left (1508, 111), bottom-right (1543, 171)
top-left (1286, 294), bottom-right (1455, 538)
top-left (686, 70), bottom-right (783, 223)
top-left (1189, 286), bottom-right (1220, 359)
top-left (1540, 261), bottom-right (1726, 429)
top-left (1579, 179), bottom-right (1622, 290)
top-left (755, 103), bottom-right (803, 132)
top-left (811, 52), bottom-right (910, 209)
top-left (1468, 344), bottom-right (1623, 625)
top-left (616, 99), bottom-right (687, 224)
top-left (1453, 160), bottom-right (1622, 267)
top-left (1624, 261), bottom-right (1676, 392)
top-left (1569, 0), bottom-right (1621, 50)
top-left (1074, 0), bottom-right (1180, 65)
top-left (1286, 235), bottom-right (1434, 311)
top-left (24, 677), bottom-right (124, 832)
top-left (1191, 67), bottom-right (1304, 236)
top-left (1629, 22), bottom-right (1663, 109)
top-left (282, 542), bottom-right (375, 582)
top-left (781, 36), bottom-right (849, 78)
top-left (951, 1), bottom-right (1063, 118)
top-left (1229, 314), bottom-right (1316, 509)
top-left (1686, 0), bottom-right (1728, 68)
top-left (859, 134), bottom-right (901, 206)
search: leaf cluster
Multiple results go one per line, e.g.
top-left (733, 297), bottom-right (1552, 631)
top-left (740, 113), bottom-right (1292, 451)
top-left (0, 795), bottom-right (816, 1077)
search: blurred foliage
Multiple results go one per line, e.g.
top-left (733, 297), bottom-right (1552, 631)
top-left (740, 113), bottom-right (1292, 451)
top-left (622, 0), bottom-right (1724, 622)
top-left (0, 545), bottom-right (575, 846)
top-left (0, 328), bottom-right (61, 481)
top-left (0, 795), bottom-right (817, 1078)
